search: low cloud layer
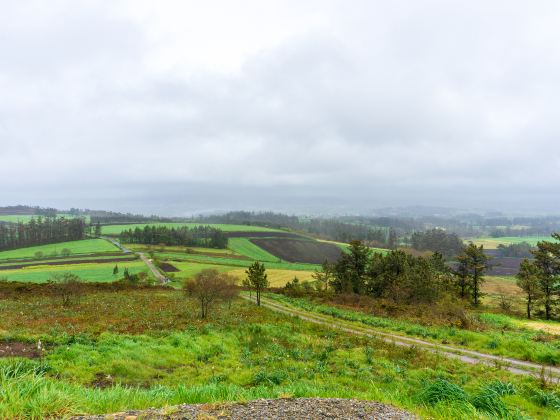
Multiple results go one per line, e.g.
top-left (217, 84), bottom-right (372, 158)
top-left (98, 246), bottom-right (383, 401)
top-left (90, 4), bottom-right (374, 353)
top-left (1, 0), bottom-right (559, 215)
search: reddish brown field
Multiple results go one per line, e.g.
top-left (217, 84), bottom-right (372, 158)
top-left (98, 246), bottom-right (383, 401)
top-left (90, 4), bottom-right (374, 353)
top-left (250, 238), bottom-right (343, 264)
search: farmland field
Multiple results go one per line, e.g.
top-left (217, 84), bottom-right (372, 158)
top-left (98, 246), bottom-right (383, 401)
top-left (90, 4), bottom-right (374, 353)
top-left (170, 261), bottom-right (241, 279)
top-left (101, 223), bottom-right (283, 235)
top-left (468, 235), bottom-right (558, 249)
top-left (0, 261), bottom-right (148, 283)
top-left (227, 237), bottom-right (279, 262)
top-left (251, 238), bottom-right (343, 264)
top-left (157, 251), bottom-right (320, 272)
top-left (227, 268), bottom-right (316, 287)
top-left (0, 239), bottom-right (120, 261)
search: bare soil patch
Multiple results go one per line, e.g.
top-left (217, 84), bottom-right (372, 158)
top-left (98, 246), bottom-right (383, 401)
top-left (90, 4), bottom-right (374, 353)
top-left (158, 262), bottom-right (180, 272)
top-left (0, 341), bottom-right (41, 359)
top-left (251, 238), bottom-right (343, 264)
top-left (487, 257), bottom-right (525, 276)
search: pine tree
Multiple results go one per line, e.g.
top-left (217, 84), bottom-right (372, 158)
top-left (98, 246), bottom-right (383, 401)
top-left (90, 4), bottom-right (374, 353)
top-left (245, 261), bottom-right (268, 306)
top-left (517, 259), bottom-right (543, 319)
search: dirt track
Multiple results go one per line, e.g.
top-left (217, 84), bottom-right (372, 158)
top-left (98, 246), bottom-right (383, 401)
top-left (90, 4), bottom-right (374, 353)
top-left (243, 294), bottom-right (560, 380)
top-left (138, 253), bottom-right (168, 283)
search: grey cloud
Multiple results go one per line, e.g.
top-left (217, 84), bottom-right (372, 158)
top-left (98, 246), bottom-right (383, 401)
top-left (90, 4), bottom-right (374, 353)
top-left (1, 0), bottom-right (559, 214)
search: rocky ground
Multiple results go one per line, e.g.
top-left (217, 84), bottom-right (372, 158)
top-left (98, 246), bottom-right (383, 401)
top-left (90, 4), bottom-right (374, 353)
top-left (72, 398), bottom-right (416, 419)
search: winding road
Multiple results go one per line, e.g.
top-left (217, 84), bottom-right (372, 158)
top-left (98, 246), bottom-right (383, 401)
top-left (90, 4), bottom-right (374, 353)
top-left (138, 252), bottom-right (169, 283)
top-left (242, 294), bottom-right (560, 380)
top-left (100, 237), bottom-right (168, 283)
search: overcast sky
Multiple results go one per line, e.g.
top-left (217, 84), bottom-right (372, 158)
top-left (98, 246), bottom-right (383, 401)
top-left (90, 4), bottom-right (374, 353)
top-left (1, 1), bottom-right (559, 215)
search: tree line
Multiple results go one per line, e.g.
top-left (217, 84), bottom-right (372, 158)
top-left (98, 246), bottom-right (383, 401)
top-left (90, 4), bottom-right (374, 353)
top-left (409, 228), bottom-right (464, 257)
top-left (0, 217), bottom-right (86, 251)
top-left (119, 225), bottom-right (228, 249)
top-left (289, 241), bottom-right (490, 308)
top-left (195, 211), bottom-right (394, 247)
top-left (308, 241), bottom-right (456, 305)
top-left (516, 234), bottom-right (560, 320)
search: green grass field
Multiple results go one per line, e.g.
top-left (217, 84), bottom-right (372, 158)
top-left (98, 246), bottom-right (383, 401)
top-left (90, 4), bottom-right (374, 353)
top-left (0, 261), bottom-right (148, 283)
top-left (0, 239), bottom-right (120, 261)
top-left (101, 223), bottom-right (282, 235)
top-left (0, 288), bottom-right (557, 419)
top-left (157, 252), bottom-right (320, 272)
top-left (228, 237), bottom-right (279, 262)
top-left (0, 255), bottom-right (136, 268)
top-left (467, 236), bottom-right (558, 249)
top-left (171, 261), bottom-right (240, 278)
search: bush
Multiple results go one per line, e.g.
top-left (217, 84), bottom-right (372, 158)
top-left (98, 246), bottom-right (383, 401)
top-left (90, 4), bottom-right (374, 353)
top-left (49, 273), bottom-right (84, 306)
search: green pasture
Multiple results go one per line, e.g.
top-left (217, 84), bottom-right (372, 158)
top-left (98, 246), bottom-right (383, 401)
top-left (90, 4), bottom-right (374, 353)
top-left (171, 261), bottom-right (240, 278)
top-left (227, 237), bottom-right (279, 262)
top-left (101, 223), bottom-right (282, 235)
top-left (157, 251), bottom-right (319, 272)
top-left (0, 255), bottom-right (137, 268)
top-left (0, 239), bottom-right (120, 262)
top-left (0, 261), bottom-right (148, 283)
top-left (467, 236), bottom-right (558, 249)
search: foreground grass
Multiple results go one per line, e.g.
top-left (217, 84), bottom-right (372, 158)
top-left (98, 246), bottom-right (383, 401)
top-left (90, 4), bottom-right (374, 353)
top-left (0, 239), bottom-right (119, 262)
top-left (0, 287), bottom-right (558, 418)
top-left (265, 294), bottom-right (560, 366)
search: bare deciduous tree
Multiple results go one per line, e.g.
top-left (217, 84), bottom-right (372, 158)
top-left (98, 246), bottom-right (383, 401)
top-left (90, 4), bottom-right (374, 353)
top-left (184, 269), bottom-right (238, 318)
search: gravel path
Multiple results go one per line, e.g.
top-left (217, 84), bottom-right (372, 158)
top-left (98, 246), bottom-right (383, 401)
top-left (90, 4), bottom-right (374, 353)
top-left (247, 295), bottom-right (560, 379)
top-left (72, 398), bottom-right (416, 419)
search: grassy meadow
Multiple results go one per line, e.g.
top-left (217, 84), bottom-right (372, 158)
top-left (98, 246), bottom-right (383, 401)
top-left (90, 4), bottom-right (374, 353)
top-left (0, 239), bottom-right (119, 262)
top-left (0, 286), bottom-right (558, 419)
top-left (0, 261), bottom-right (149, 283)
top-left (228, 237), bottom-right (280, 261)
top-left (467, 236), bottom-right (558, 249)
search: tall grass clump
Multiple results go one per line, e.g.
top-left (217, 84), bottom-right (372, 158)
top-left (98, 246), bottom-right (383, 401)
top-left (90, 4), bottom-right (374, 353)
top-left (418, 379), bottom-right (468, 406)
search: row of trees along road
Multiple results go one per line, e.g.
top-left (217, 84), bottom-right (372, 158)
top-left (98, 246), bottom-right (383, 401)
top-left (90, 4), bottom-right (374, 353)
top-left (0, 217), bottom-right (86, 251)
top-left (516, 233), bottom-right (560, 320)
